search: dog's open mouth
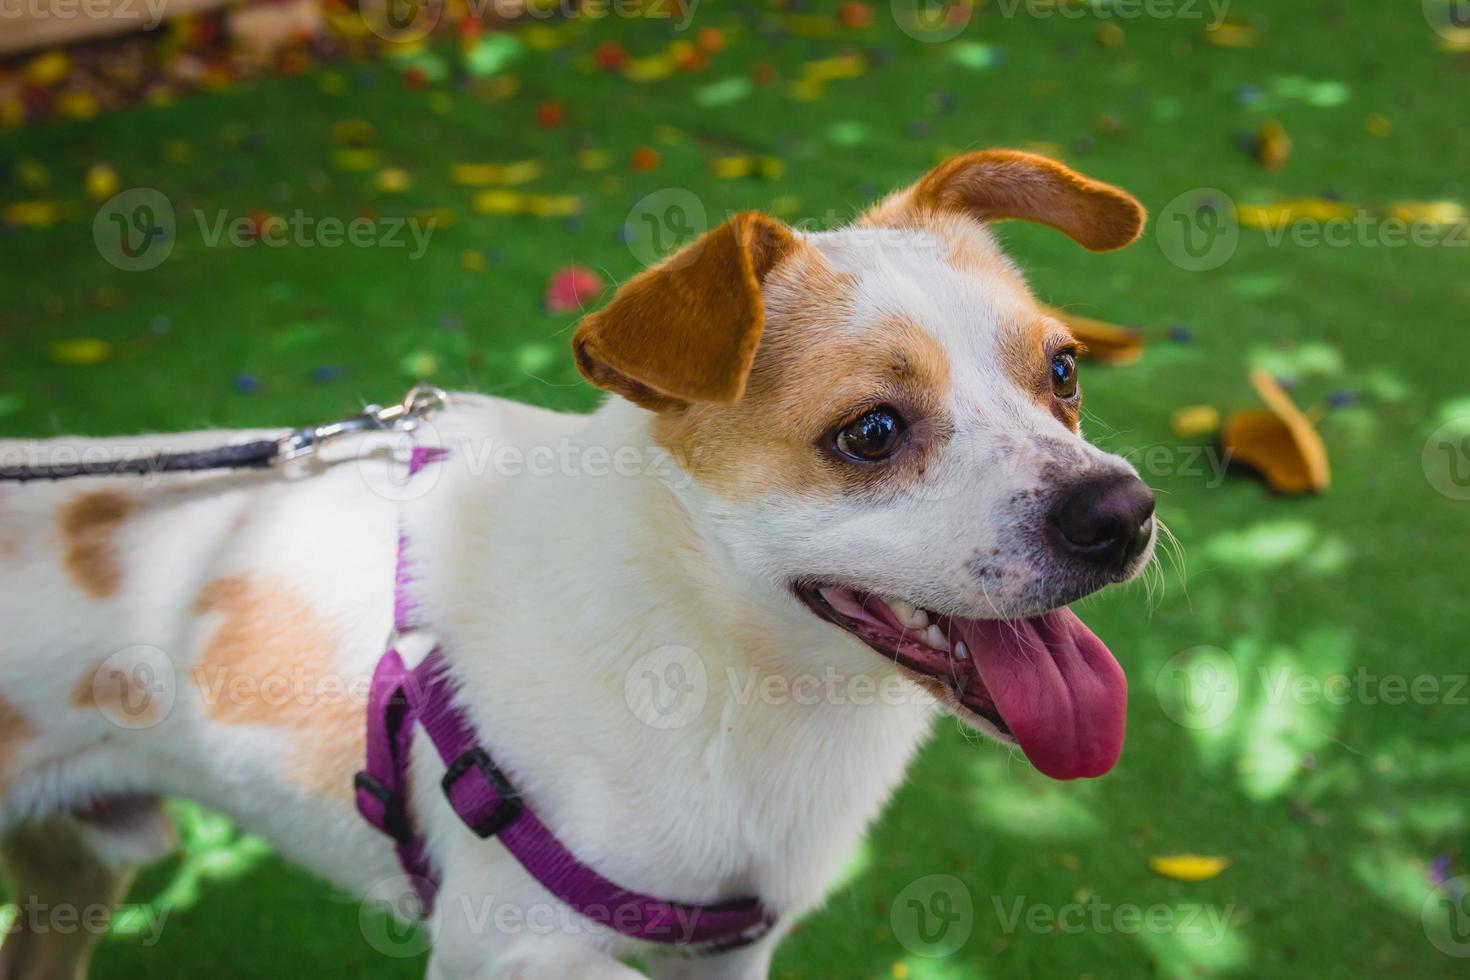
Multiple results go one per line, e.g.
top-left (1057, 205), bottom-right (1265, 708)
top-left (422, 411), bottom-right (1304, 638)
top-left (795, 585), bottom-right (1127, 780)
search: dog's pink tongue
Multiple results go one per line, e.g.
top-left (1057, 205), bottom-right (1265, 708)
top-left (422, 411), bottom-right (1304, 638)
top-left (959, 610), bottom-right (1127, 780)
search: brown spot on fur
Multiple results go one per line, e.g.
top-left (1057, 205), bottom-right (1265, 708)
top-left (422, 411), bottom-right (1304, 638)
top-left (0, 696), bottom-right (36, 789)
top-left (654, 247), bottom-right (953, 501)
top-left (60, 491), bottom-right (135, 598)
top-left (192, 576), bottom-right (364, 800)
top-left (70, 661), bottom-right (161, 728)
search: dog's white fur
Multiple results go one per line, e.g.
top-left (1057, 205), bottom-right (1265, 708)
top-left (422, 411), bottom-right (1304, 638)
top-left (0, 157), bottom-right (1153, 979)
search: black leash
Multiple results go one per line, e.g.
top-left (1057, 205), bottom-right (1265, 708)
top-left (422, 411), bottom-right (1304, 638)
top-left (0, 386), bottom-right (448, 483)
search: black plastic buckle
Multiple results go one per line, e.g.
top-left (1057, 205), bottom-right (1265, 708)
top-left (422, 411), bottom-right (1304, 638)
top-left (440, 747), bottom-right (523, 839)
top-left (355, 770), bottom-right (412, 846)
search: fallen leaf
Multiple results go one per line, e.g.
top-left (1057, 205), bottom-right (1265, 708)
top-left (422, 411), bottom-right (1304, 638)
top-left (1149, 854), bottom-right (1230, 881)
top-left (1046, 307), bottom-right (1144, 365)
top-left (1220, 369), bottom-right (1331, 494)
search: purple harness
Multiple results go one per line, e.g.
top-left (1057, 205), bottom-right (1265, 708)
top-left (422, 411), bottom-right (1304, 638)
top-left (354, 447), bottom-right (776, 952)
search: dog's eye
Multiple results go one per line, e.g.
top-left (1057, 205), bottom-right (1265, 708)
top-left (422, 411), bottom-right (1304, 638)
top-left (1051, 350), bottom-right (1079, 400)
top-left (834, 407), bottom-right (906, 462)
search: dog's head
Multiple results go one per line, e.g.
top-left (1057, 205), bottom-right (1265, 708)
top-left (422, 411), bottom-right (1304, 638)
top-left (574, 151), bottom-right (1154, 780)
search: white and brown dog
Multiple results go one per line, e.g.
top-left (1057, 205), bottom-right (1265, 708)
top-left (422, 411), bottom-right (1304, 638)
top-left (0, 150), bottom-right (1155, 979)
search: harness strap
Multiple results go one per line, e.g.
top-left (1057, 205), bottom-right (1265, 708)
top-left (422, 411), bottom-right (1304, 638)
top-left (354, 446), bottom-right (776, 952)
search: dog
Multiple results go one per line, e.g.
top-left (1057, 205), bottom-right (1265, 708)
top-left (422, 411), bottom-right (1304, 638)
top-left (0, 149), bottom-right (1155, 980)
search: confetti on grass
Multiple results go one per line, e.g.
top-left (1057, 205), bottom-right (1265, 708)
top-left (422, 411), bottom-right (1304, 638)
top-left (1150, 854), bottom-right (1231, 881)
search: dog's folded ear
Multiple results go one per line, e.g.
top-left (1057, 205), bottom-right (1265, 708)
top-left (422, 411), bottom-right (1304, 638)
top-left (864, 150), bottom-right (1145, 251)
top-left (573, 211), bottom-right (797, 411)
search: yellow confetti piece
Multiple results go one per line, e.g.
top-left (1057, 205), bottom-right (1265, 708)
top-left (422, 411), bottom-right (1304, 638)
top-left (375, 168), bottom-right (412, 193)
top-left (452, 161), bottom-right (544, 187)
top-left (522, 23), bottom-right (573, 51)
top-left (1149, 854), bottom-right (1230, 881)
top-left (17, 159), bottom-right (50, 189)
top-left (330, 119), bottom-right (377, 147)
top-left (891, 963), bottom-right (909, 979)
top-left (319, 72), bottom-right (347, 95)
top-left (1364, 113), bottom-right (1392, 138)
top-left (163, 140), bottom-right (193, 164)
top-left (1256, 119), bottom-right (1291, 170)
top-left (47, 339), bottom-right (112, 365)
top-left (1097, 23), bottom-right (1125, 48)
top-left (1171, 405), bottom-right (1221, 439)
top-left (402, 350), bottom-right (440, 378)
top-left (413, 207), bottom-right (455, 231)
top-left (576, 149), bottom-right (611, 172)
top-left (332, 149), bottom-right (380, 172)
top-left (25, 51), bottom-right (71, 86)
top-left (85, 163), bottom-right (119, 202)
top-left (1203, 22), bottom-right (1260, 48)
top-left (1236, 198), bottom-right (1355, 229)
top-left (460, 249), bottom-right (486, 271)
top-left (652, 124), bottom-right (685, 146)
top-left (800, 53), bottom-right (866, 83)
top-left (472, 191), bottom-right (580, 217)
top-left (785, 79), bottom-right (825, 102)
top-left (1386, 200), bottom-right (1467, 227)
top-left (4, 201), bottom-right (65, 228)
top-left (624, 54), bottom-right (676, 82)
top-left (711, 155), bottom-right (753, 179)
top-left (56, 91), bottom-right (99, 120)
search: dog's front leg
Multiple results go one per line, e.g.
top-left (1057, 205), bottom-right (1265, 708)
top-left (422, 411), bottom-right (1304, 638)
top-left (427, 933), bottom-right (646, 980)
top-left (645, 935), bottom-right (778, 980)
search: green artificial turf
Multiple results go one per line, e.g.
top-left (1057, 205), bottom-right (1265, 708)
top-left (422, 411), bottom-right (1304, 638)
top-left (3, 2), bottom-right (1470, 977)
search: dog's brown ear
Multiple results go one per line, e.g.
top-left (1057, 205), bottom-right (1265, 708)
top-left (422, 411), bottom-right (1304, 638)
top-left (573, 211), bottom-right (796, 410)
top-left (864, 150), bottom-right (1145, 251)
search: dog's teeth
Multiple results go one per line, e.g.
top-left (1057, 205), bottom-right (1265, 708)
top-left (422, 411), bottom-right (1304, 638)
top-left (889, 598), bottom-right (929, 630)
top-left (954, 641), bottom-right (969, 661)
top-left (923, 624), bottom-right (950, 652)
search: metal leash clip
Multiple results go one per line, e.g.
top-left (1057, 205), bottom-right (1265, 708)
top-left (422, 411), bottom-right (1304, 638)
top-left (274, 385), bottom-right (449, 464)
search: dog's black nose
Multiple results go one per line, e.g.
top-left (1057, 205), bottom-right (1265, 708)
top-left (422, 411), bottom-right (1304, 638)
top-left (1047, 473), bottom-right (1156, 571)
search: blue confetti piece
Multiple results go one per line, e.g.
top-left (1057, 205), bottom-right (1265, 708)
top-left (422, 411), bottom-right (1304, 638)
top-left (310, 365), bottom-right (345, 384)
top-left (232, 373), bottom-right (261, 395)
top-left (1168, 324), bottom-right (1194, 344)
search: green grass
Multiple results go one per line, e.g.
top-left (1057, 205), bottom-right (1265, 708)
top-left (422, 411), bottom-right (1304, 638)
top-left (4, 2), bottom-right (1470, 977)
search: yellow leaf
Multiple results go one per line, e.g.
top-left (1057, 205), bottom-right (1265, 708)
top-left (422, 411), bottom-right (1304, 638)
top-left (1149, 854), bottom-right (1230, 881)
